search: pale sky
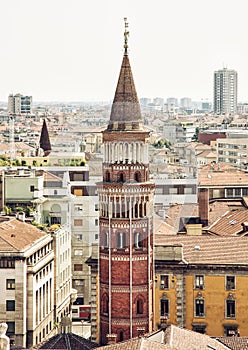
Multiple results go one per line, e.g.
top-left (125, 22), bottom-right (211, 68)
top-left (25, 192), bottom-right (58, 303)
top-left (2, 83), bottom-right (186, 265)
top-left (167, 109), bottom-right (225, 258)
top-left (1, 0), bottom-right (247, 103)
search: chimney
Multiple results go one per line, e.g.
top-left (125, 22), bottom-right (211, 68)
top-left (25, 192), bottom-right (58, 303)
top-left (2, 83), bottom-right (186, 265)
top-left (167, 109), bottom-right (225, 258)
top-left (106, 334), bottom-right (117, 345)
top-left (198, 188), bottom-right (209, 226)
top-left (16, 211), bottom-right (25, 222)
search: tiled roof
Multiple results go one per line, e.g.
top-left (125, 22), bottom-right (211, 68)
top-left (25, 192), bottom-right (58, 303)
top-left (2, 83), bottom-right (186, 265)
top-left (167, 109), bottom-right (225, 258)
top-left (207, 209), bottom-right (248, 236)
top-left (155, 235), bottom-right (248, 265)
top-left (216, 336), bottom-right (248, 349)
top-left (198, 165), bottom-right (248, 186)
top-left (0, 218), bottom-right (48, 252)
top-left (98, 337), bottom-right (167, 350)
top-left (38, 333), bottom-right (99, 349)
top-left (161, 204), bottom-right (199, 233)
top-left (165, 325), bottom-right (229, 350)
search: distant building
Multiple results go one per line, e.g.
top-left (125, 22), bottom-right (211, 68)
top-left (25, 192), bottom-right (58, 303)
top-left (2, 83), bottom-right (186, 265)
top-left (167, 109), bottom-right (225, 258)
top-left (213, 68), bottom-right (238, 115)
top-left (8, 93), bottom-right (32, 114)
top-left (180, 97), bottom-right (192, 109)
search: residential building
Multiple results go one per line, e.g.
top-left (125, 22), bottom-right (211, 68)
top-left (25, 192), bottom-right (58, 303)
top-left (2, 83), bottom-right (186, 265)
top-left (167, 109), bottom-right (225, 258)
top-left (154, 235), bottom-right (248, 337)
top-left (97, 23), bottom-right (155, 344)
top-left (217, 137), bottom-right (248, 168)
top-left (180, 97), bottom-right (192, 109)
top-left (8, 93), bottom-right (32, 114)
top-left (0, 218), bottom-right (54, 348)
top-left (213, 68), bottom-right (238, 115)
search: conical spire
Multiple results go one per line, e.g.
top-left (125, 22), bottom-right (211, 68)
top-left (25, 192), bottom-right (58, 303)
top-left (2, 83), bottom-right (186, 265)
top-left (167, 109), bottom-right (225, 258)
top-left (39, 119), bottom-right (51, 156)
top-left (107, 19), bottom-right (143, 131)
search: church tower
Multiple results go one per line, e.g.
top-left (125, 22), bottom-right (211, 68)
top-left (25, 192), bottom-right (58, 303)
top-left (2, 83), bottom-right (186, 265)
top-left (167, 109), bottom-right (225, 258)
top-left (97, 19), bottom-right (155, 344)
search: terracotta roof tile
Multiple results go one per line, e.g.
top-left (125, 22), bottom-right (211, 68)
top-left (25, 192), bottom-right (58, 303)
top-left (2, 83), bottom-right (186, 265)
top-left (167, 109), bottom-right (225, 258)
top-left (0, 218), bottom-right (48, 252)
top-left (208, 210), bottom-right (248, 236)
top-left (216, 336), bottom-right (248, 349)
top-left (199, 165), bottom-right (248, 187)
top-left (155, 235), bottom-right (248, 265)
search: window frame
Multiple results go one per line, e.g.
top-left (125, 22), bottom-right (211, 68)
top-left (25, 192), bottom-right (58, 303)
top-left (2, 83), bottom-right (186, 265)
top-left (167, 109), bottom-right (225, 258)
top-left (195, 298), bottom-right (205, 318)
top-left (226, 276), bottom-right (235, 290)
top-left (6, 279), bottom-right (15, 290)
top-left (195, 275), bottom-right (204, 290)
top-left (160, 275), bottom-right (169, 290)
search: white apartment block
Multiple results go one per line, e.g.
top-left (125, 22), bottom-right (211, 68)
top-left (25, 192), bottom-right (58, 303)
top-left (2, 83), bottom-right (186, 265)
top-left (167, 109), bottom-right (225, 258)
top-left (217, 137), bottom-right (248, 168)
top-left (214, 68), bottom-right (238, 115)
top-left (0, 218), bottom-right (54, 349)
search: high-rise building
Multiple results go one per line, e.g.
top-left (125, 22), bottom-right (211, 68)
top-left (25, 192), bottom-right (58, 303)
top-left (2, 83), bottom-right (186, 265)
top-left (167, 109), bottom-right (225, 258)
top-left (97, 20), bottom-right (155, 344)
top-left (8, 93), bottom-right (32, 114)
top-left (213, 68), bottom-right (238, 115)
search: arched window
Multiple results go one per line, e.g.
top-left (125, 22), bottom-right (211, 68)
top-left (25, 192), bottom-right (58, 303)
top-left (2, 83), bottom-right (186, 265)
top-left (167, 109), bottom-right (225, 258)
top-left (118, 172), bottom-right (125, 183)
top-left (119, 331), bottom-right (124, 342)
top-left (134, 171), bottom-right (141, 182)
top-left (136, 298), bottom-right (144, 314)
top-left (134, 232), bottom-right (142, 249)
top-left (117, 232), bottom-right (126, 249)
top-left (105, 171), bottom-right (110, 182)
top-left (102, 294), bottom-right (109, 315)
top-left (104, 232), bottom-right (109, 248)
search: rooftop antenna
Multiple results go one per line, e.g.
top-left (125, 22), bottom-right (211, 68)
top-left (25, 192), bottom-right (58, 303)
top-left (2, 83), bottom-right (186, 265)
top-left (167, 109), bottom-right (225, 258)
top-left (124, 17), bottom-right (129, 56)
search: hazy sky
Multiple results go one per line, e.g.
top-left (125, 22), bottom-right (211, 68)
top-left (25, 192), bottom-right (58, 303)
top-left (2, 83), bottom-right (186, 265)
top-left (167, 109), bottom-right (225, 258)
top-left (1, 0), bottom-right (247, 102)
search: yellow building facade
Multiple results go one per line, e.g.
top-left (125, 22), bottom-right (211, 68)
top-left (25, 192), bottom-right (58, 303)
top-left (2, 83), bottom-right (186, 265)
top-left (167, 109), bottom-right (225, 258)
top-left (154, 237), bottom-right (248, 337)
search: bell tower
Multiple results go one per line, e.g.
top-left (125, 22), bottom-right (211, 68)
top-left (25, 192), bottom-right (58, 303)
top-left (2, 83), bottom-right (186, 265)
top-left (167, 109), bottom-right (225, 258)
top-left (97, 19), bottom-right (155, 344)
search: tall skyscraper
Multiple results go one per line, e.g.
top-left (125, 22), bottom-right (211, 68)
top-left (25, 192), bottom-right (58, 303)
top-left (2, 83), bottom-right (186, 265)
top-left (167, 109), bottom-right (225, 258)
top-left (97, 19), bottom-right (155, 345)
top-left (213, 68), bottom-right (238, 115)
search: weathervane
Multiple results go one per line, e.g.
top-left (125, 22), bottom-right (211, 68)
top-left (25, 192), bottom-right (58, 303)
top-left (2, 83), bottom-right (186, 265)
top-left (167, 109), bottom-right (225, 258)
top-left (124, 17), bottom-right (129, 55)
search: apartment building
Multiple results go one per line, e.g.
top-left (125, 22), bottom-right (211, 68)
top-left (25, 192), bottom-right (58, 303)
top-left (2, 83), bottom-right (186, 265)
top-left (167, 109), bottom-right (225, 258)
top-left (217, 137), bottom-right (248, 168)
top-left (214, 68), bottom-right (238, 115)
top-left (0, 217), bottom-right (54, 348)
top-left (8, 93), bottom-right (32, 114)
top-left (155, 236), bottom-right (248, 337)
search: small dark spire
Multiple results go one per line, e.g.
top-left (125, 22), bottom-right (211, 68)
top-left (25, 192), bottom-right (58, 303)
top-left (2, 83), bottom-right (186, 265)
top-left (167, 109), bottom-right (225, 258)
top-left (124, 17), bottom-right (129, 56)
top-left (39, 119), bottom-right (51, 156)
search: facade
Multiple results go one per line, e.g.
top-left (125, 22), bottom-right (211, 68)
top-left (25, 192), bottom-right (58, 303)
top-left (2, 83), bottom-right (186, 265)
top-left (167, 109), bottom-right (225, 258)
top-left (154, 236), bottom-right (248, 337)
top-left (0, 218), bottom-right (54, 348)
top-left (217, 137), bottom-right (248, 168)
top-left (213, 68), bottom-right (238, 115)
top-left (97, 23), bottom-right (155, 344)
top-left (8, 93), bottom-right (32, 114)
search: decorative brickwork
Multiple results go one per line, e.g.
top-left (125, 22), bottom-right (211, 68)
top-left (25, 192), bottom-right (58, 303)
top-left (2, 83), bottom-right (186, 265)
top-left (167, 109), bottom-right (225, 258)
top-left (98, 42), bottom-right (155, 345)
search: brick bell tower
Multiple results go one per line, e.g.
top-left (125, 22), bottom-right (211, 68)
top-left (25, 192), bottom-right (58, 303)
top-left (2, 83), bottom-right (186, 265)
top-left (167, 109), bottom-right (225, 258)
top-left (97, 19), bottom-right (155, 344)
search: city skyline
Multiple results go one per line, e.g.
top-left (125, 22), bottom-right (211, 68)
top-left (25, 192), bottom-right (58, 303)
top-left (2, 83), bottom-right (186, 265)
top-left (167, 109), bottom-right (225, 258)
top-left (1, 0), bottom-right (248, 102)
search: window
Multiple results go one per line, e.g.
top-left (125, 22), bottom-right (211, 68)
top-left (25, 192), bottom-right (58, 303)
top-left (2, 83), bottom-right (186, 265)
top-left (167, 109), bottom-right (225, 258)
top-left (74, 204), bottom-right (83, 211)
top-left (117, 232), bottom-right (126, 249)
top-left (195, 275), bottom-right (204, 289)
top-left (95, 234), bottom-right (98, 240)
top-left (95, 204), bottom-right (99, 211)
top-left (104, 232), bottom-right (109, 248)
top-left (224, 325), bottom-right (238, 336)
top-left (160, 298), bottom-right (169, 317)
top-left (195, 298), bottom-right (205, 317)
top-left (74, 219), bottom-right (83, 226)
top-left (6, 279), bottom-right (15, 290)
top-left (102, 295), bottom-right (109, 315)
top-left (74, 264), bottom-right (83, 271)
top-left (160, 275), bottom-right (169, 290)
top-left (226, 299), bottom-right (236, 318)
top-left (30, 185), bottom-right (35, 192)
top-left (192, 324), bottom-right (206, 334)
top-left (169, 187), bottom-right (178, 194)
top-left (226, 276), bottom-right (235, 290)
top-left (0, 260), bottom-right (15, 268)
top-left (95, 219), bottom-right (99, 226)
top-left (6, 300), bottom-right (15, 311)
top-left (136, 299), bottom-right (143, 314)
top-left (134, 232), bottom-right (142, 249)
top-left (51, 217), bottom-right (61, 225)
top-left (6, 322), bottom-right (15, 335)
top-left (74, 249), bottom-right (83, 256)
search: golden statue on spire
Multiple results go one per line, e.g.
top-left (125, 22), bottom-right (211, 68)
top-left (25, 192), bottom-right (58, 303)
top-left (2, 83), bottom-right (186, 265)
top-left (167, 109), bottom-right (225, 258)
top-left (124, 17), bottom-right (129, 55)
